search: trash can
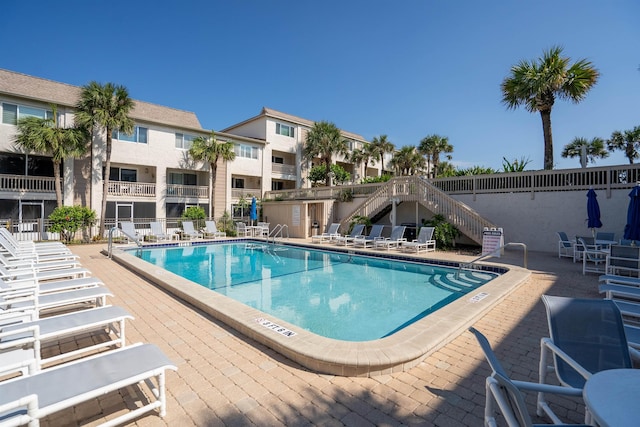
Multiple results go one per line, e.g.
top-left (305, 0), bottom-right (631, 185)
top-left (401, 223), bottom-right (417, 241)
top-left (311, 221), bottom-right (320, 236)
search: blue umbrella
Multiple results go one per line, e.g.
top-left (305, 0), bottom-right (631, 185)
top-left (249, 197), bottom-right (257, 225)
top-left (624, 185), bottom-right (640, 242)
top-left (586, 189), bottom-right (602, 232)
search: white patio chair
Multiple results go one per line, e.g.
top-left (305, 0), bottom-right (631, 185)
top-left (333, 224), bottom-right (365, 246)
top-left (402, 227), bottom-right (436, 253)
top-left (203, 221), bottom-right (226, 239)
top-left (257, 222), bottom-right (270, 237)
top-left (606, 245), bottom-right (640, 277)
top-left (556, 232), bottom-right (574, 259)
top-left (311, 223), bottom-right (340, 243)
top-left (352, 224), bottom-right (385, 248)
top-left (469, 327), bottom-right (588, 427)
top-left (374, 226), bottom-right (407, 251)
top-left (149, 221), bottom-right (170, 241)
top-left (236, 222), bottom-right (251, 237)
top-left (577, 237), bottom-right (607, 275)
top-left (119, 221), bottom-right (142, 245)
top-left (1, 305), bottom-right (133, 368)
top-left (0, 343), bottom-right (177, 426)
top-left (181, 221), bottom-right (202, 239)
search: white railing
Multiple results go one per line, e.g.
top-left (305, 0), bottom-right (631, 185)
top-left (340, 176), bottom-right (496, 244)
top-left (0, 174), bottom-right (58, 193)
top-left (232, 188), bottom-right (262, 199)
top-left (166, 184), bottom-right (208, 198)
top-left (107, 181), bottom-right (156, 197)
top-left (271, 163), bottom-right (296, 175)
top-left (265, 164), bottom-right (640, 201)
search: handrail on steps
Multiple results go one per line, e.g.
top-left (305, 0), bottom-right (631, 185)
top-left (457, 242), bottom-right (528, 277)
top-left (108, 226), bottom-right (142, 259)
top-left (268, 224), bottom-right (289, 243)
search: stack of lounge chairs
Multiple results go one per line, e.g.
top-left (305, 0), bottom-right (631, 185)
top-left (0, 227), bottom-right (177, 425)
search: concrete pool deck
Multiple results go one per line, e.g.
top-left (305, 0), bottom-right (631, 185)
top-left (41, 240), bottom-right (597, 426)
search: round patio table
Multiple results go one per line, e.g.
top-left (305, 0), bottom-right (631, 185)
top-left (583, 368), bottom-right (640, 426)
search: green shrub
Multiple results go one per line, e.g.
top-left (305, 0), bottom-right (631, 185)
top-left (423, 214), bottom-right (460, 249)
top-left (48, 206), bottom-right (97, 243)
top-left (218, 210), bottom-right (237, 236)
top-left (181, 206), bottom-right (206, 229)
top-left (349, 215), bottom-right (372, 234)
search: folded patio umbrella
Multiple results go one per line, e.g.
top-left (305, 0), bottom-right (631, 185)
top-left (624, 185), bottom-right (640, 242)
top-left (587, 188), bottom-right (602, 235)
top-left (250, 197), bottom-right (257, 225)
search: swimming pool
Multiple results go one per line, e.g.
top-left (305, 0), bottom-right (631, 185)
top-left (136, 243), bottom-right (498, 341)
top-left (111, 240), bottom-right (530, 376)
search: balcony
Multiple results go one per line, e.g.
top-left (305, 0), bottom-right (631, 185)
top-left (232, 188), bottom-right (262, 199)
top-left (272, 163), bottom-right (297, 176)
top-left (166, 184), bottom-right (208, 198)
top-left (107, 181), bottom-right (155, 197)
top-left (0, 174), bottom-right (57, 193)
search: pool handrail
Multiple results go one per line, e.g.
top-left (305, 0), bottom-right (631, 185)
top-left (268, 224), bottom-right (289, 243)
top-left (457, 242), bottom-right (527, 276)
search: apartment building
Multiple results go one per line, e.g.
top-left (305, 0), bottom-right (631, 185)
top-left (0, 69), bottom-right (382, 227)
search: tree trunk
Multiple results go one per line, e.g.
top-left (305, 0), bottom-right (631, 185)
top-left (53, 161), bottom-right (63, 208)
top-left (325, 158), bottom-right (331, 187)
top-left (539, 109), bottom-right (554, 170)
top-left (99, 137), bottom-right (112, 237)
top-left (210, 162), bottom-right (217, 219)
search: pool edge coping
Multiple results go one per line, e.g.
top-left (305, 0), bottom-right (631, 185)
top-left (107, 240), bottom-right (530, 377)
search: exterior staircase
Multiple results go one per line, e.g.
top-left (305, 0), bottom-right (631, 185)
top-left (340, 176), bottom-right (496, 245)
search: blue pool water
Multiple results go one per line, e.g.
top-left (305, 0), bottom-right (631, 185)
top-left (136, 242), bottom-right (498, 341)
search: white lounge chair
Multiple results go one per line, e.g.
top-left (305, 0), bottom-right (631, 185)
top-left (149, 221), bottom-right (170, 242)
top-left (311, 223), bottom-right (340, 243)
top-left (203, 221), bottom-right (226, 239)
top-left (606, 245), bottom-right (640, 277)
top-left (402, 227), bottom-right (436, 253)
top-left (0, 234), bottom-right (77, 263)
top-left (374, 226), bottom-right (406, 251)
top-left (352, 224), bottom-right (385, 248)
top-left (119, 221), bottom-right (142, 245)
top-left (333, 224), bottom-right (365, 246)
top-left (181, 221), bottom-right (202, 239)
top-left (1, 284), bottom-right (112, 317)
top-left (1, 275), bottom-right (103, 295)
top-left (0, 343), bottom-right (177, 426)
top-left (0, 227), bottom-right (69, 253)
top-left (1, 305), bottom-right (133, 368)
top-left (0, 251), bottom-right (81, 272)
top-left (0, 264), bottom-right (90, 283)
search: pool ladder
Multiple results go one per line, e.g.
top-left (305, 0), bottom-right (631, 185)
top-left (108, 226), bottom-right (142, 259)
top-left (456, 242), bottom-right (527, 278)
top-left (268, 224), bottom-right (289, 244)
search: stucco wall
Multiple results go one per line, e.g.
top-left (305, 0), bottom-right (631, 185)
top-left (451, 189), bottom-right (628, 253)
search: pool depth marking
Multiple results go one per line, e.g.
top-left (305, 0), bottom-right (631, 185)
top-left (255, 318), bottom-right (297, 337)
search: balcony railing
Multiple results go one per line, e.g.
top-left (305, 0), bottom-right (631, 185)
top-left (272, 163), bottom-right (297, 176)
top-left (166, 184), bottom-right (208, 198)
top-left (232, 188), bottom-right (262, 199)
top-left (107, 181), bottom-right (156, 197)
top-left (0, 174), bottom-right (57, 193)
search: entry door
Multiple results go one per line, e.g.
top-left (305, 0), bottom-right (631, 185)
top-left (18, 201), bottom-right (43, 233)
top-left (116, 202), bottom-right (133, 224)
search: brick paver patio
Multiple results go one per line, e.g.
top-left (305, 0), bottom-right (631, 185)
top-left (39, 242), bottom-right (600, 426)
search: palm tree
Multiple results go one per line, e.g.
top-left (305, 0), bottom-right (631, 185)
top-left (561, 137), bottom-right (609, 167)
top-left (607, 126), bottom-right (640, 164)
top-left (348, 148), bottom-right (366, 182)
top-left (75, 82), bottom-right (134, 236)
top-left (303, 121), bottom-right (348, 186)
top-left (189, 130), bottom-right (236, 219)
top-left (370, 135), bottom-right (394, 175)
top-left (14, 105), bottom-right (88, 207)
top-left (390, 146), bottom-right (425, 176)
top-left (418, 134), bottom-right (453, 178)
top-left (501, 46), bottom-right (600, 170)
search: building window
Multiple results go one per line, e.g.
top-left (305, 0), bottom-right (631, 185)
top-left (109, 167), bottom-right (137, 182)
top-left (169, 172), bottom-right (197, 185)
top-left (2, 103), bottom-right (54, 125)
top-left (234, 144), bottom-right (258, 159)
top-left (272, 181), bottom-right (284, 191)
top-left (276, 123), bottom-right (295, 138)
top-left (175, 133), bottom-right (196, 150)
top-left (272, 156), bottom-right (284, 164)
top-left (232, 178), bottom-right (245, 189)
top-left (113, 126), bottom-right (148, 143)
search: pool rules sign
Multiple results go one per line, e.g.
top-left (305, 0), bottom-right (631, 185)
top-left (482, 227), bottom-right (504, 257)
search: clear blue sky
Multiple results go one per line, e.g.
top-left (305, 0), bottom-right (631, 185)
top-left (2, 0), bottom-right (638, 171)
